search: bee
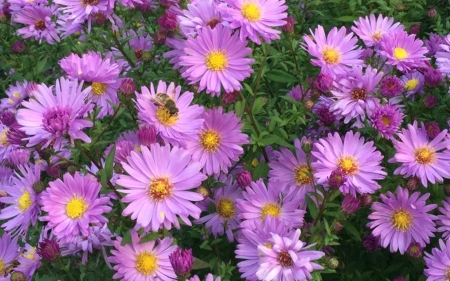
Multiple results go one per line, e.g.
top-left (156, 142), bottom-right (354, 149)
top-left (150, 93), bottom-right (179, 117)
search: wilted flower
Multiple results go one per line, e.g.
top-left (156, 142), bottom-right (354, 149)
top-left (37, 239), bottom-right (60, 261)
top-left (341, 195), bottom-right (361, 215)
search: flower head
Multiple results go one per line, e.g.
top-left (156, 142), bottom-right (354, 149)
top-left (14, 5), bottom-right (60, 44)
top-left (426, 33), bottom-right (444, 56)
top-left (380, 75), bottom-right (403, 97)
top-left (424, 239), bottom-right (450, 281)
top-left (1, 81), bottom-right (29, 111)
top-left (351, 14), bottom-right (404, 47)
top-left (169, 248), bottom-right (194, 276)
top-left (436, 35), bottom-right (450, 75)
top-left (401, 71), bottom-right (424, 97)
top-left (370, 103), bottom-right (404, 139)
top-left (178, 0), bottom-right (224, 38)
top-left (0, 233), bottom-right (20, 276)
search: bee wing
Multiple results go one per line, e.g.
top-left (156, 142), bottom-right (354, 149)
top-left (149, 97), bottom-right (164, 106)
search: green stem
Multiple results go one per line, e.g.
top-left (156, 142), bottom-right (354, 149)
top-left (112, 34), bottom-right (136, 69)
top-left (312, 190), bottom-right (331, 227)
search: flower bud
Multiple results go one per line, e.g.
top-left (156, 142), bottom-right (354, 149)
top-left (406, 241), bottom-right (423, 258)
top-left (93, 12), bottom-right (107, 25)
top-left (11, 271), bottom-right (26, 281)
top-left (428, 8), bottom-right (437, 18)
top-left (46, 165), bottom-right (61, 178)
top-left (222, 91), bottom-right (239, 105)
top-left (33, 181), bottom-right (46, 193)
top-left (281, 15), bottom-right (295, 33)
top-left (120, 78), bottom-right (136, 95)
top-left (424, 95), bottom-right (438, 108)
top-left (424, 68), bottom-right (443, 87)
top-left (332, 222), bottom-right (343, 234)
top-left (406, 176), bottom-right (420, 191)
top-left (11, 41), bottom-right (25, 54)
top-left (341, 195), bottom-right (361, 215)
top-left (359, 193), bottom-right (372, 206)
top-left (0, 110), bottom-right (16, 127)
top-left (409, 24), bottom-right (420, 35)
top-left (393, 276), bottom-right (405, 281)
top-left (236, 170), bottom-right (252, 189)
top-left (304, 99), bottom-right (314, 110)
top-left (315, 72), bottom-right (333, 93)
top-left (153, 31), bottom-right (167, 45)
top-left (301, 137), bottom-right (313, 154)
top-left (169, 248), bottom-right (194, 276)
top-left (157, 10), bottom-right (178, 32)
top-left (328, 169), bottom-right (346, 189)
top-left (37, 239), bottom-right (60, 261)
top-left (324, 256), bottom-right (339, 269)
top-left (425, 122), bottom-right (440, 138)
top-left (362, 233), bottom-right (380, 252)
top-left (197, 186), bottom-right (210, 199)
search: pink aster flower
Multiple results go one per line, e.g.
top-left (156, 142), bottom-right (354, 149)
top-left (257, 229), bottom-right (324, 281)
top-left (331, 66), bottom-right (383, 125)
top-left (0, 80), bottom-right (28, 110)
top-left (302, 25), bottom-right (363, 77)
top-left (179, 24), bottom-right (255, 96)
top-left (436, 35), bottom-right (450, 75)
top-left (54, 0), bottom-right (109, 31)
top-left (236, 179), bottom-right (305, 229)
top-left (195, 175), bottom-right (242, 242)
top-left (117, 144), bottom-right (206, 232)
top-left (128, 30), bottom-right (153, 62)
top-left (379, 30), bottom-right (429, 72)
top-left (401, 71), bottom-right (424, 97)
top-left (437, 198), bottom-right (450, 239)
top-left (40, 172), bottom-right (111, 243)
top-left (16, 78), bottom-right (93, 150)
top-left (220, 0), bottom-right (287, 44)
top-left (0, 233), bottom-right (20, 277)
top-left (14, 5), bottom-right (60, 44)
top-left (368, 187), bottom-right (437, 254)
top-left (108, 230), bottom-right (177, 281)
top-left (187, 274), bottom-right (221, 281)
top-left (351, 14), bottom-right (404, 47)
top-left (178, 0), bottom-right (225, 38)
top-left (424, 239), bottom-right (450, 281)
top-left (370, 103), bottom-right (404, 139)
top-left (136, 80), bottom-right (204, 148)
top-left (312, 131), bottom-right (386, 195)
top-left (389, 121), bottom-right (450, 187)
top-left (186, 107), bottom-right (248, 176)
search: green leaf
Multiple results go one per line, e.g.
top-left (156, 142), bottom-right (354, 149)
top-left (306, 196), bottom-right (319, 219)
top-left (266, 69), bottom-right (297, 83)
top-left (234, 100), bottom-right (245, 117)
top-left (104, 146), bottom-right (116, 180)
top-left (341, 220), bottom-right (361, 241)
top-left (121, 230), bottom-right (132, 246)
top-left (252, 162), bottom-right (269, 180)
top-left (192, 257), bottom-right (211, 270)
top-left (335, 16), bottom-right (358, 22)
top-left (139, 232), bottom-right (159, 243)
top-left (35, 57), bottom-right (48, 73)
top-left (252, 97), bottom-right (266, 114)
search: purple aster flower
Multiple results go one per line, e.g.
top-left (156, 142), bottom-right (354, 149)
top-left (426, 33), bottom-right (444, 56)
top-left (362, 233), bottom-right (380, 251)
top-left (220, 0), bottom-right (287, 44)
top-left (40, 172), bottom-right (111, 243)
top-left (312, 96), bottom-right (340, 126)
top-left (312, 131), bottom-right (386, 195)
top-left (16, 243), bottom-right (41, 278)
top-left (341, 194), bottom-right (361, 215)
top-left (314, 72), bottom-right (333, 93)
top-left (351, 14), bottom-right (404, 47)
top-left (401, 71), bottom-right (424, 97)
top-left (436, 35), bottom-right (450, 75)
top-left (54, 0), bottom-right (110, 31)
top-left (117, 144), bottom-right (206, 232)
top-left (0, 110), bottom-right (16, 127)
top-left (328, 168), bottom-right (347, 189)
top-left (108, 230), bottom-right (177, 280)
top-left (389, 121), bottom-right (450, 187)
top-left (331, 66), bottom-right (383, 125)
top-left (302, 25), bottom-right (363, 77)
top-left (164, 37), bottom-right (186, 71)
top-left (424, 67), bottom-right (443, 87)
top-left (0, 124), bottom-right (17, 162)
top-left (256, 229), bottom-right (324, 280)
top-left (370, 103), bottom-right (404, 140)
top-left (187, 274), bottom-right (221, 281)
top-left (6, 148), bottom-right (30, 167)
top-left (178, 0), bottom-right (224, 38)
top-left (425, 122), bottom-right (440, 138)
top-left (236, 179), bottom-right (305, 229)
top-left (195, 175), bottom-right (242, 242)
top-left (379, 31), bottom-right (429, 72)
top-left (128, 30), bottom-right (153, 62)
top-left (14, 5), bottom-right (60, 44)
top-left (436, 198), bottom-right (450, 239)
top-left (0, 233), bottom-right (20, 276)
top-left (0, 81), bottom-right (28, 111)
top-left (16, 78), bottom-right (93, 150)
top-left (169, 248), bottom-right (194, 276)
top-left (0, 164), bottom-right (40, 236)
top-left (179, 24), bottom-right (255, 96)
top-left (136, 80), bottom-right (204, 148)
top-left (380, 75), bottom-right (403, 97)
top-left (286, 85), bottom-right (309, 102)
top-left (424, 239), bottom-right (450, 281)
top-left (186, 107), bottom-right (248, 176)
top-left (368, 187), bottom-right (437, 254)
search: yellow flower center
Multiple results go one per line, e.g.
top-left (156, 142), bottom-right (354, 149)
top-left (199, 129), bottom-right (221, 153)
top-left (337, 156), bottom-right (359, 176)
top-left (135, 252), bottom-right (158, 276)
top-left (91, 82), bottom-right (107, 95)
top-left (381, 116), bottom-right (391, 126)
top-left (261, 203), bottom-right (281, 220)
top-left (148, 178), bottom-right (172, 202)
top-left (156, 107), bottom-right (178, 126)
top-left (25, 247), bottom-right (36, 260)
top-left (322, 46), bottom-right (342, 65)
top-left (0, 129), bottom-right (8, 146)
top-left (217, 198), bottom-right (235, 219)
top-left (66, 197), bottom-right (88, 219)
top-left (13, 92), bottom-right (21, 99)
top-left (404, 79), bottom-right (419, 91)
top-left (294, 164), bottom-right (311, 186)
top-left (371, 30), bottom-right (383, 41)
top-left (205, 51), bottom-right (228, 71)
top-left (18, 191), bottom-right (32, 212)
top-left (0, 259), bottom-right (4, 274)
top-left (414, 146), bottom-right (436, 165)
top-left (391, 209), bottom-right (413, 232)
top-left (241, 3), bottom-right (261, 22)
top-left (394, 47), bottom-right (408, 60)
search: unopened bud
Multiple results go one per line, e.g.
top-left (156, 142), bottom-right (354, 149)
top-left (332, 222), bottom-right (343, 234)
top-left (11, 271), bottom-right (26, 281)
top-left (341, 195), bottom-right (361, 215)
top-left (406, 176), bottom-right (420, 191)
top-left (33, 181), bottom-right (46, 193)
top-left (301, 137), bottom-right (313, 154)
top-left (281, 15), bottom-right (295, 33)
top-left (197, 186), bottom-right (210, 199)
top-left (359, 194), bottom-right (372, 206)
top-left (324, 256), bottom-right (339, 269)
top-left (236, 170), bottom-right (252, 189)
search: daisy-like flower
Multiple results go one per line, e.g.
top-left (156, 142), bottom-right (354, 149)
top-left (186, 107), bottom-right (248, 176)
top-left (187, 274), bottom-right (221, 281)
top-left (437, 198), bottom-right (450, 239)
top-left (109, 230), bottom-right (177, 280)
top-left (178, 0), bottom-right (224, 38)
top-left (389, 121), bottom-right (450, 187)
top-left (16, 243), bottom-right (42, 278)
top-left (331, 66), bottom-right (383, 125)
top-left (0, 80), bottom-right (28, 111)
top-left (179, 24), bottom-right (255, 96)
top-left (256, 229), bottom-right (324, 281)
top-left (401, 71), bottom-right (424, 97)
top-left (54, 0), bottom-right (109, 30)
top-left (236, 179), bottom-right (305, 229)
top-left (424, 239), bottom-right (450, 281)
top-left (128, 30), bottom-right (153, 62)
top-left (436, 35), bottom-right (450, 75)
top-left (312, 131), bottom-right (386, 195)
top-left (59, 51), bottom-right (120, 118)
top-left (351, 14), bottom-right (404, 47)
top-left (14, 5), bottom-right (60, 44)
top-left (302, 25), bottom-right (363, 77)
top-left (195, 175), bottom-right (242, 242)
top-left (426, 33), bottom-right (444, 56)
top-left (269, 139), bottom-right (315, 202)
top-left (40, 172), bottom-right (111, 243)
top-left (16, 78), bottom-right (93, 150)
top-left (0, 233), bottom-right (20, 277)
top-left (220, 0), bottom-right (287, 44)
top-left (367, 187), bottom-right (437, 254)
top-left (136, 80), bottom-right (204, 148)
top-left (370, 103), bottom-right (404, 139)
top-left (379, 30), bottom-right (429, 72)
top-left (117, 144), bottom-right (206, 232)
top-left (0, 164), bottom-right (41, 236)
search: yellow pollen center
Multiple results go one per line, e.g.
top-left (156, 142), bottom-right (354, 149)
top-left (391, 209), bottom-right (413, 232)
top-left (217, 198), bottom-right (235, 219)
top-left (0, 129), bottom-right (8, 146)
top-left (394, 47), bottom-right (408, 60)
top-left (13, 92), bottom-right (21, 99)
top-left (25, 247), bottom-right (36, 260)
top-left (0, 259), bottom-right (4, 273)
top-left (18, 191), bottom-right (32, 212)
top-left (322, 46), bottom-right (342, 65)
top-left (156, 107), bottom-right (178, 126)
top-left (294, 164), bottom-right (311, 186)
top-left (66, 197), bottom-right (88, 219)
top-left (148, 178), bottom-right (172, 202)
top-left (414, 146), bottom-right (436, 165)
top-left (404, 79), bottom-right (419, 91)
top-left (241, 3), bottom-right (261, 22)
top-left (135, 252), bottom-right (158, 276)
top-left (261, 203), bottom-right (281, 220)
top-left (381, 115), bottom-right (391, 126)
top-left (372, 30), bottom-right (383, 41)
top-left (337, 156), bottom-right (359, 176)
top-left (205, 51), bottom-right (228, 71)
top-left (91, 82), bottom-right (107, 95)
top-left (199, 130), bottom-right (221, 153)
